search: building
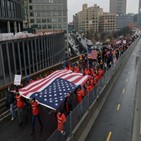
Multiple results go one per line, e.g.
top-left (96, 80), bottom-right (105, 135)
top-left (99, 13), bottom-right (116, 32)
top-left (110, 0), bottom-right (127, 15)
top-left (73, 4), bottom-right (103, 33)
top-left (27, 0), bottom-right (68, 32)
top-left (0, 32), bottom-right (65, 86)
top-left (116, 14), bottom-right (134, 30)
top-left (0, 0), bottom-right (24, 33)
top-left (138, 0), bottom-right (141, 26)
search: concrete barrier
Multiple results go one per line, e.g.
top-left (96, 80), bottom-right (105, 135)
top-left (67, 37), bottom-right (140, 141)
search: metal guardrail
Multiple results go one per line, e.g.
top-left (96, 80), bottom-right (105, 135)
top-left (46, 37), bottom-right (140, 141)
top-left (0, 55), bottom-right (81, 119)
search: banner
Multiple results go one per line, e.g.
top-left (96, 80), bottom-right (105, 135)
top-left (14, 74), bottom-right (22, 85)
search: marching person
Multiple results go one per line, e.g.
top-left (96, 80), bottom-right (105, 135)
top-left (56, 110), bottom-right (66, 135)
top-left (75, 86), bottom-right (84, 103)
top-left (30, 97), bottom-right (43, 135)
top-left (6, 86), bottom-right (16, 121)
top-left (16, 91), bottom-right (25, 126)
top-left (63, 93), bottom-right (72, 116)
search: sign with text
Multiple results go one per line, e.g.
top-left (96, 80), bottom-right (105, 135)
top-left (14, 75), bottom-right (22, 85)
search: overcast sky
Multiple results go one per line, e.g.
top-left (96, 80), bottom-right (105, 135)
top-left (68, 0), bottom-right (139, 22)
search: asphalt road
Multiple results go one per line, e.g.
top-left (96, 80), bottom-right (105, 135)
top-left (85, 39), bottom-right (141, 141)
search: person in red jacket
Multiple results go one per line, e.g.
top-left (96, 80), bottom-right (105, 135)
top-left (83, 68), bottom-right (91, 75)
top-left (85, 80), bottom-right (93, 95)
top-left (16, 92), bottom-right (25, 126)
top-left (76, 86), bottom-right (84, 103)
top-left (56, 110), bottom-right (66, 134)
top-left (98, 69), bottom-right (104, 79)
top-left (30, 98), bottom-right (43, 135)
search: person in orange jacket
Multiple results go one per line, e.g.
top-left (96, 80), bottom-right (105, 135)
top-left (94, 73), bottom-right (99, 85)
top-left (98, 69), bottom-right (104, 79)
top-left (16, 92), bottom-right (25, 126)
top-left (85, 80), bottom-right (93, 95)
top-left (30, 98), bottom-right (43, 135)
top-left (76, 86), bottom-right (84, 103)
top-left (90, 77), bottom-right (95, 88)
top-left (56, 110), bottom-right (66, 134)
top-left (74, 65), bottom-right (80, 73)
top-left (83, 68), bottom-right (91, 75)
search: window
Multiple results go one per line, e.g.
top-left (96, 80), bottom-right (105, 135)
top-left (30, 19), bottom-right (34, 23)
top-left (30, 12), bottom-right (34, 16)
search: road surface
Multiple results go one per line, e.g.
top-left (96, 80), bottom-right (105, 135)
top-left (86, 39), bottom-right (141, 141)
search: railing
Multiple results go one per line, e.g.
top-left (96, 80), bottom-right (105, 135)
top-left (46, 37), bottom-right (140, 141)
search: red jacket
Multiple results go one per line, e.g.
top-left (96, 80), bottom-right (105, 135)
top-left (16, 94), bottom-right (24, 108)
top-left (57, 113), bottom-right (66, 131)
top-left (31, 101), bottom-right (39, 116)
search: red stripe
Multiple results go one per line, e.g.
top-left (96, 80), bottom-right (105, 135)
top-left (21, 71), bottom-right (72, 96)
top-left (20, 70), bottom-right (67, 92)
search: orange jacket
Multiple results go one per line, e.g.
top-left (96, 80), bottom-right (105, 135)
top-left (16, 94), bottom-right (24, 108)
top-left (57, 113), bottom-right (66, 131)
top-left (31, 101), bottom-right (39, 116)
top-left (76, 89), bottom-right (84, 103)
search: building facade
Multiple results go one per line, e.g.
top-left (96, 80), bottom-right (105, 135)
top-left (0, 0), bottom-right (24, 33)
top-left (27, 0), bottom-right (68, 31)
top-left (73, 4), bottom-right (103, 33)
top-left (110, 0), bottom-right (127, 15)
top-left (138, 0), bottom-right (141, 26)
top-left (99, 13), bottom-right (116, 32)
top-left (116, 14), bottom-right (134, 30)
top-left (0, 32), bottom-right (65, 86)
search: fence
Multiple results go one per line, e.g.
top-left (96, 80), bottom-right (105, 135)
top-left (47, 37), bottom-right (140, 141)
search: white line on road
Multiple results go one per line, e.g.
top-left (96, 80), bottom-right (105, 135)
top-left (122, 89), bottom-right (126, 94)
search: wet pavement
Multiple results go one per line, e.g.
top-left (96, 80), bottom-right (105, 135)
top-left (85, 39), bottom-right (141, 141)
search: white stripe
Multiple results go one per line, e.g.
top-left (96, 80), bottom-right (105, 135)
top-left (20, 70), bottom-right (71, 95)
top-left (21, 70), bottom-right (62, 90)
top-left (67, 75), bottom-right (82, 82)
top-left (20, 70), bottom-right (66, 92)
top-left (75, 75), bottom-right (89, 85)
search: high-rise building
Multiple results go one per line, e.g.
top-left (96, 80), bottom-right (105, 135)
top-left (73, 4), bottom-right (103, 33)
top-left (138, 0), bottom-right (141, 26)
top-left (110, 0), bottom-right (127, 15)
top-left (27, 0), bottom-right (68, 31)
top-left (116, 14), bottom-right (134, 30)
top-left (99, 13), bottom-right (116, 32)
top-left (0, 0), bottom-right (24, 33)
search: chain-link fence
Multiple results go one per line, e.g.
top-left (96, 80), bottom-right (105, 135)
top-left (47, 37), bottom-right (140, 141)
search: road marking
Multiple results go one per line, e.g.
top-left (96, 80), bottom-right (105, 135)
top-left (122, 89), bottom-right (126, 94)
top-left (106, 131), bottom-right (112, 141)
top-left (117, 104), bottom-right (121, 111)
top-left (126, 79), bottom-right (128, 82)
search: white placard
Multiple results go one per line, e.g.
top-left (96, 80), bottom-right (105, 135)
top-left (14, 74), bottom-right (22, 85)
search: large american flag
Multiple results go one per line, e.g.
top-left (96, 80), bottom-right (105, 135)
top-left (19, 70), bottom-right (89, 110)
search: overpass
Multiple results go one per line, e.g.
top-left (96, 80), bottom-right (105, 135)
top-left (0, 36), bottom-right (140, 141)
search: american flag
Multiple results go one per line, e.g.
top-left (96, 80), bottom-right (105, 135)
top-left (87, 48), bottom-right (97, 60)
top-left (19, 70), bottom-right (89, 110)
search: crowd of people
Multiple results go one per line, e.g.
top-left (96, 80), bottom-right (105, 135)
top-left (6, 34), bottom-right (139, 136)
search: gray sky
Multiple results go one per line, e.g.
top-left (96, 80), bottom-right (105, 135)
top-left (68, 0), bottom-right (139, 22)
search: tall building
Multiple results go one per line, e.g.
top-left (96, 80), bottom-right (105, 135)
top-left (99, 13), bottom-right (116, 32)
top-left (116, 14), bottom-right (134, 30)
top-left (73, 4), bottom-right (103, 33)
top-left (138, 0), bottom-right (141, 26)
top-left (110, 0), bottom-right (127, 15)
top-left (0, 0), bottom-right (24, 33)
top-left (27, 0), bottom-right (68, 31)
